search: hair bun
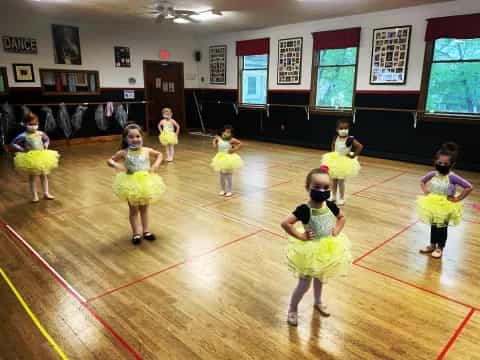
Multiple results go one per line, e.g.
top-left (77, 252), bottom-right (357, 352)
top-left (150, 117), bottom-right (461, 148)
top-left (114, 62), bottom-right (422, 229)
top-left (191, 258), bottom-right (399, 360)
top-left (441, 141), bottom-right (458, 153)
top-left (319, 165), bottom-right (329, 173)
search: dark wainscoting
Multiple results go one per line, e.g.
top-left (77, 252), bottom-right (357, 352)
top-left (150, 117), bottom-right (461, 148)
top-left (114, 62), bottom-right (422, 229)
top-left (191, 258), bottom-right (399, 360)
top-left (184, 89), bottom-right (479, 171)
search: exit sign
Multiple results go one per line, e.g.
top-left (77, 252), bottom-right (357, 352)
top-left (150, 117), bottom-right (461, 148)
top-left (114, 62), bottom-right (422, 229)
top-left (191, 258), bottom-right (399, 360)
top-left (160, 50), bottom-right (169, 59)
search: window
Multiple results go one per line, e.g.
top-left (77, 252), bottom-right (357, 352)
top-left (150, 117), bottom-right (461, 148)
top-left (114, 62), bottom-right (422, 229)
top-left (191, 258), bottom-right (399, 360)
top-left (312, 47), bottom-right (357, 109)
top-left (240, 54), bottom-right (268, 105)
top-left (425, 38), bottom-right (480, 115)
top-left (247, 77), bottom-right (257, 95)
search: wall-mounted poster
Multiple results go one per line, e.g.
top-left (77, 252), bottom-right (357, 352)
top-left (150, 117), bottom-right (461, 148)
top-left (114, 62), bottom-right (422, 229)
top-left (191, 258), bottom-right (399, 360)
top-left (114, 46), bottom-right (131, 67)
top-left (209, 45), bottom-right (226, 85)
top-left (370, 25), bottom-right (411, 85)
top-left (277, 37), bottom-right (302, 85)
top-left (12, 64), bottom-right (35, 82)
top-left (52, 24), bottom-right (82, 65)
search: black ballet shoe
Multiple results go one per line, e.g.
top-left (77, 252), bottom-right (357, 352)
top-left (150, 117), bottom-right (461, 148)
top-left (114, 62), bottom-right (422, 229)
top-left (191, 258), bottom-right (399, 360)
top-left (143, 232), bottom-right (156, 241)
top-left (132, 234), bottom-right (142, 245)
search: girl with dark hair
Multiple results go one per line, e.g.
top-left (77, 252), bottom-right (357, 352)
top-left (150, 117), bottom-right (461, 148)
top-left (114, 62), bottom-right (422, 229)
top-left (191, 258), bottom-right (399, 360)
top-left (211, 125), bottom-right (243, 197)
top-left (281, 166), bottom-right (352, 326)
top-left (108, 123), bottom-right (165, 245)
top-left (417, 142), bottom-right (473, 258)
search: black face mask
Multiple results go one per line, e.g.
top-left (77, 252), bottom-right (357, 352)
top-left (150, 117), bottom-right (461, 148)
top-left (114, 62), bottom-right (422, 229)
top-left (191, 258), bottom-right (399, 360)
top-left (435, 163), bottom-right (451, 175)
top-left (310, 189), bottom-right (331, 202)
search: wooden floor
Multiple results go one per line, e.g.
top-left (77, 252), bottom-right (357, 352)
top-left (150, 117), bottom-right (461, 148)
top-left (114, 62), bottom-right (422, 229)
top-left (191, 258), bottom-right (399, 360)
top-left (0, 135), bottom-right (479, 360)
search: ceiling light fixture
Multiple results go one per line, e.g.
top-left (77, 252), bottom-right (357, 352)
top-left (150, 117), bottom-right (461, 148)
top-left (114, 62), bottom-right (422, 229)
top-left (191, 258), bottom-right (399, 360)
top-left (173, 17), bottom-right (191, 24)
top-left (190, 10), bottom-right (222, 21)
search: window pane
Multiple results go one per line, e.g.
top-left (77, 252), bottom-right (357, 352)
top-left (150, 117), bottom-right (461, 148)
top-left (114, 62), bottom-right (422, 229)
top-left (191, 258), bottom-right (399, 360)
top-left (319, 47), bottom-right (357, 66)
top-left (242, 69), bottom-right (267, 104)
top-left (433, 38), bottom-right (480, 61)
top-left (244, 54), bottom-right (268, 69)
top-left (316, 66), bottom-right (355, 108)
top-left (426, 62), bottom-right (480, 114)
top-left (247, 77), bottom-right (257, 95)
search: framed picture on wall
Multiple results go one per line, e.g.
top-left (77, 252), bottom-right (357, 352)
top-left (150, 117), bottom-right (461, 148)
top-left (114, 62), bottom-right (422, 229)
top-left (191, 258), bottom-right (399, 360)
top-left (12, 63), bottom-right (35, 82)
top-left (209, 45), bottom-right (227, 84)
top-left (277, 37), bottom-right (302, 85)
top-left (52, 24), bottom-right (82, 65)
top-left (369, 25), bottom-right (411, 84)
top-left (114, 46), bottom-right (131, 67)
top-left (0, 67), bottom-right (9, 94)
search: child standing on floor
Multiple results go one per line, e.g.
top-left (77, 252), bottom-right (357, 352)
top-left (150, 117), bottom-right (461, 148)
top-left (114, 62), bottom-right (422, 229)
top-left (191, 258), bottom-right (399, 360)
top-left (417, 142), bottom-right (473, 259)
top-left (158, 107), bottom-right (180, 162)
top-left (322, 119), bottom-right (363, 206)
top-left (11, 113), bottom-right (59, 202)
top-left (108, 123), bottom-right (166, 245)
top-left (282, 166), bottom-right (352, 326)
top-left (211, 125), bottom-right (243, 197)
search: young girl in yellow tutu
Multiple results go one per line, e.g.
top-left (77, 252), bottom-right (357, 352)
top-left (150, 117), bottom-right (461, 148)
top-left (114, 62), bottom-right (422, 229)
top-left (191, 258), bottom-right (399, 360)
top-left (211, 125), bottom-right (243, 197)
top-left (108, 123), bottom-right (165, 245)
top-left (158, 107), bottom-right (180, 162)
top-left (281, 166), bottom-right (352, 326)
top-left (11, 113), bottom-right (59, 202)
top-left (322, 119), bottom-right (363, 206)
top-left (418, 142), bottom-right (473, 259)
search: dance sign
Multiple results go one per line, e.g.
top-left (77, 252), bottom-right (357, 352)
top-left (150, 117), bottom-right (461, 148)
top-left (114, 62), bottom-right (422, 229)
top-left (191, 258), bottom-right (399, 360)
top-left (2, 36), bottom-right (38, 54)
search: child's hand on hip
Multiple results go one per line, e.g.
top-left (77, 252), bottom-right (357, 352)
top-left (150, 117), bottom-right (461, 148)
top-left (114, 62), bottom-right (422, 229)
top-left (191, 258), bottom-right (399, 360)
top-left (332, 227), bottom-right (341, 236)
top-left (300, 230), bottom-right (315, 241)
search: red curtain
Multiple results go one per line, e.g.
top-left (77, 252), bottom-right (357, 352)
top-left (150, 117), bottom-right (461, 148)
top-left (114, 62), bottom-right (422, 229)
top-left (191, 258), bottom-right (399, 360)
top-left (312, 27), bottom-right (361, 50)
top-left (425, 13), bottom-right (480, 41)
top-left (236, 38), bottom-right (269, 56)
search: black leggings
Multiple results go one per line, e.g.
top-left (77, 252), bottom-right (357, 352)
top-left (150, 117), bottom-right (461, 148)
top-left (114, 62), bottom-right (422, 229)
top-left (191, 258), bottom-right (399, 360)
top-left (431, 225), bottom-right (448, 249)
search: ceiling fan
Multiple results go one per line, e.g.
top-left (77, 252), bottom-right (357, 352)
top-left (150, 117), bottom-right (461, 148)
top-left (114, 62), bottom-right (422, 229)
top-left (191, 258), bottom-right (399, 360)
top-left (145, 1), bottom-right (222, 24)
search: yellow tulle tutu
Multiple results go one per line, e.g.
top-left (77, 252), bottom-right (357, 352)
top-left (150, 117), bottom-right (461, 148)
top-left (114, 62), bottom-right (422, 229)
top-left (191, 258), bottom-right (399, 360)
top-left (211, 152), bottom-right (244, 172)
top-left (321, 152), bottom-right (360, 179)
top-left (159, 131), bottom-right (178, 146)
top-left (417, 193), bottom-right (463, 226)
top-left (286, 230), bottom-right (352, 281)
top-left (113, 170), bottom-right (166, 206)
top-left (13, 150), bottom-right (59, 175)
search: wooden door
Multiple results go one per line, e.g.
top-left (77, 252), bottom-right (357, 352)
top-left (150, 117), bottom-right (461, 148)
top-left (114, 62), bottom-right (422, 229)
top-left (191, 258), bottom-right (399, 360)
top-left (143, 60), bottom-right (185, 135)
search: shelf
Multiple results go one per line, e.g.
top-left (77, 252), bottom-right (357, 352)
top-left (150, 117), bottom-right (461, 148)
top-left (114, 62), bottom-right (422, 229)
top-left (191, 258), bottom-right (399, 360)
top-left (39, 68), bottom-right (99, 96)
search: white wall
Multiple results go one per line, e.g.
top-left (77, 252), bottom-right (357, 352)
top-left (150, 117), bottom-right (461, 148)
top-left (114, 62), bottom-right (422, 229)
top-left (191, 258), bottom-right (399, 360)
top-left (0, 7), bottom-right (199, 89)
top-left (196, 0), bottom-right (480, 91)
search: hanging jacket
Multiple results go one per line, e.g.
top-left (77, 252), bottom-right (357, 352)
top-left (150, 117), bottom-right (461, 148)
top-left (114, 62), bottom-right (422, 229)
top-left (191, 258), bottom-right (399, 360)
top-left (71, 105), bottom-right (88, 132)
top-left (42, 106), bottom-right (57, 134)
top-left (95, 104), bottom-right (108, 131)
top-left (1, 102), bottom-right (15, 135)
top-left (58, 103), bottom-right (72, 139)
top-left (105, 102), bottom-right (114, 117)
top-left (115, 103), bottom-right (128, 128)
top-left (21, 105), bottom-right (31, 121)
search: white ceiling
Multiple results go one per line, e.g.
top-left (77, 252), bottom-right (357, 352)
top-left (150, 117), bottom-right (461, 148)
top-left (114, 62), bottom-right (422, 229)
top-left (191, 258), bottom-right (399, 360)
top-left (13, 0), bottom-right (449, 33)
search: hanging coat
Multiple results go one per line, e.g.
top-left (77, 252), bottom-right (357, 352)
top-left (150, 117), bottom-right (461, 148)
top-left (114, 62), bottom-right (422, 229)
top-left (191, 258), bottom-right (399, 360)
top-left (95, 104), bottom-right (108, 131)
top-left (105, 102), bottom-right (114, 117)
top-left (71, 105), bottom-right (88, 132)
top-left (0, 103), bottom-right (16, 145)
top-left (115, 104), bottom-right (128, 128)
top-left (21, 105), bottom-right (31, 121)
top-left (58, 103), bottom-right (72, 139)
top-left (42, 106), bottom-right (57, 134)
